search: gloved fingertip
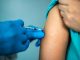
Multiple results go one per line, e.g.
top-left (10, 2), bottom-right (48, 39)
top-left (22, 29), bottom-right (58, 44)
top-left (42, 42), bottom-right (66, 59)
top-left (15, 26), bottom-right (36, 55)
top-left (35, 43), bottom-right (40, 47)
top-left (35, 40), bottom-right (40, 47)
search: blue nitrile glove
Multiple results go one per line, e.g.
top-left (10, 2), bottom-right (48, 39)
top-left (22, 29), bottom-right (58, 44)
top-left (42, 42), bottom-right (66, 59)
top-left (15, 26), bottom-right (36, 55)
top-left (25, 25), bottom-right (44, 47)
top-left (0, 19), bottom-right (30, 55)
top-left (0, 19), bottom-right (44, 56)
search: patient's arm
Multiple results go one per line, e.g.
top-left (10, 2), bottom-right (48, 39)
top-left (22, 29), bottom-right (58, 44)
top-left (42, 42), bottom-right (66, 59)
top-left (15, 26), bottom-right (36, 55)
top-left (39, 6), bottom-right (69, 60)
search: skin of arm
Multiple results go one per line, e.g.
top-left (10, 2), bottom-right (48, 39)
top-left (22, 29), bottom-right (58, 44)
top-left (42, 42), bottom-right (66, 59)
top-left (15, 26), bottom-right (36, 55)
top-left (39, 6), bottom-right (69, 60)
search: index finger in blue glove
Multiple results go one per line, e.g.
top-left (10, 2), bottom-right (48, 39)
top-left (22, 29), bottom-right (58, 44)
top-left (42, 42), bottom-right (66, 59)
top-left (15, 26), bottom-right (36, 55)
top-left (35, 39), bottom-right (41, 47)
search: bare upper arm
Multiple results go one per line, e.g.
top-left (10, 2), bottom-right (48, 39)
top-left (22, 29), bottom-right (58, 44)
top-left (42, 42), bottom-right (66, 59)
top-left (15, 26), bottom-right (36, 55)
top-left (39, 6), bottom-right (69, 60)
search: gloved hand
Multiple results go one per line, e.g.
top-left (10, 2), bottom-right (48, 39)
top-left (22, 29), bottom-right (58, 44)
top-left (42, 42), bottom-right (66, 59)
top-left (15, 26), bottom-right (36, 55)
top-left (0, 19), bottom-right (44, 55)
top-left (25, 25), bottom-right (44, 47)
top-left (0, 19), bottom-right (30, 55)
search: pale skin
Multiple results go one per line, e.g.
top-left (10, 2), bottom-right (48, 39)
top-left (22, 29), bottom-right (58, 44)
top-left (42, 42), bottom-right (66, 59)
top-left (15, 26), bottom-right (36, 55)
top-left (39, 6), bottom-right (69, 60)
